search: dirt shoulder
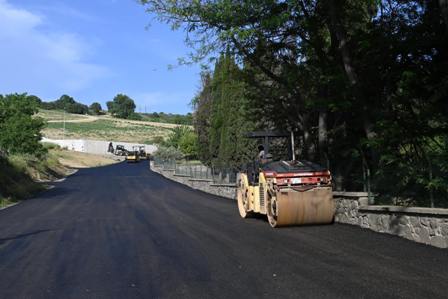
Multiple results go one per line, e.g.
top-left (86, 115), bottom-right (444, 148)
top-left (0, 149), bottom-right (121, 209)
top-left (54, 150), bottom-right (122, 168)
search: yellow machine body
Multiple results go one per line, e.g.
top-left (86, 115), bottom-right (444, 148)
top-left (125, 153), bottom-right (140, 163)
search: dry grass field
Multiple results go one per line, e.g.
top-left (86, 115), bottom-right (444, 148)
top-left (39, 109), bottom-right (174, 144)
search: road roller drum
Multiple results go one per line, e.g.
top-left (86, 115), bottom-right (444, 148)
top-left (266, 187), bottom-right (334, 227)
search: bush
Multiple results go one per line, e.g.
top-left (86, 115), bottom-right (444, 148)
top-left (42, 142), bottom-right (61, 150)
top-left (165, 126), bottom-right (199, 158)
top-left (149, 136), bottom-right (165, 145)
top-left (154, 146), bottom-right (183, 161)
top-left (0, 93), bottom-right (46, 156)
top-left (89, 102), bottom-right (102, 115)
top-left (179, 131), bottom-right (198, 159)
top-left (127, 112), bottom-right (142, 120)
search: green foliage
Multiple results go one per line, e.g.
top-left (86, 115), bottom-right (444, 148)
top-left (40, 94), bottom-right (88, 114)
top-left (89, 102), bottom-right (102, 115)
top-left (127, 112), bottom-right (143, 120)
top-left (0, 156), bottom-right (41, 201)
top-left (106, 94), bottom-right (137, 119)
top-left (178, 130), bottom-right (198, 159)
top-left (148, 136), bottom-right (165, 145)
top-left (140, 112), bottom-right (193, 125)
top-left (193, 54), bottom-right (255, 169)
top-left (153, 146), bottom-right (184, 161)
top-left (142, 0), bottom-right (448, 206)
top-left (164, 126), bottom-right (199, 158)
top-left (0, 94), bottom-right (46, 156)
top-left (0, 151), bottom-right (67, 202)
top-left (41, 142), bottom-right (61, 150)
top-left (166, 126), bottom-right (191, 147)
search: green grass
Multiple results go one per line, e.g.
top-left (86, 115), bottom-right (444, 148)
top-left (37, 109), bottom-right (89, 121)
top-left (0, 152), bottom-right (69, 203)
top-left (0, 197), bottom-right (15, 209)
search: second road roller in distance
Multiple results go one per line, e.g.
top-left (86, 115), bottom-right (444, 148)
top-left (237, 131), bottom-right (335, 227)
top-left (125, 146), bottom-right (141, 163)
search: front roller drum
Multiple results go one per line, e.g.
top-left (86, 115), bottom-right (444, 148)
top-left (237, 187), bottom-right (250, 218)
top-left (267, 187), bottom-right (334, 227)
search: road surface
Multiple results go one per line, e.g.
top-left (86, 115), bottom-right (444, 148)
top-left (0, 162), bottom-right (447, 299)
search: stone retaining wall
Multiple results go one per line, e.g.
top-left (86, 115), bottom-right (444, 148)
top-left (151, 166), bottom-right (236, 199)
top-left (334, 192), bottom-right (448, 248)
top-left (151, 163), bottom-right (448, 248)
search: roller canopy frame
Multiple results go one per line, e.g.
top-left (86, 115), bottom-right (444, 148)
top-left (245, 130), bottom-right (292, 159)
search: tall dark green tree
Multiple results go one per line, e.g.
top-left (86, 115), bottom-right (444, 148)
top-left (194, 54), bottom-right (255, 169)
top-left (192, 71), bottom-right (213, 163)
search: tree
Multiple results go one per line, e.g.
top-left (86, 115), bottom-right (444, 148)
top-left (0, 94), bottom-right (45, 156)
top-left (106, 94), bottom-right (136, 119)
top-left (89, 102), bottom-right (102, 115)
top-left (192, 71), bottom-right (213, 163)
top-left (141, 0), bottom-right (448, 206)
top-left (178, 130), bottom-right (198, 159)
top-left (193, 54), bottom-right (255, 168)
top-left (40, 94), bottom-right (88, 114)
top-left (165, 126), bottom-right (192, 148)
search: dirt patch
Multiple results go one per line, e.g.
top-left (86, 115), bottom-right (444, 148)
top-left (55, 151), bottom-right (121, 168)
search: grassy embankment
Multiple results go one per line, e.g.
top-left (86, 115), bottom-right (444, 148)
top-left (0, 144), bottom-right (119, 208)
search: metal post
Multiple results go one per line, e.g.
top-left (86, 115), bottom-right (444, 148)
top-left (291, 131), bottom-right (295, 161)
top-left (63, 108), bottom-right (66, 140)
top-left (264, 136), bottom-right (269, 155)
top-left (367, 168), bottom-right (372, 204)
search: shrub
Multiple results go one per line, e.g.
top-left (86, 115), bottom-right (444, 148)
top-left (154, 146), bottom-right (183, 161)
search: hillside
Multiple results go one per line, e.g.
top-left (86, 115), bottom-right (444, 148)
top-left (37, 109), bottom-right (186, 144)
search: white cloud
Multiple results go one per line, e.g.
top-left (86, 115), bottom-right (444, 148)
top-left (0, 0), bottom-right (109, 98)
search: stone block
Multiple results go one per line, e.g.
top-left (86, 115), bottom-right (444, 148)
top-left (409, 216), bottom-right (420, 228)
top-left (379, 214), bottom-right (391, 232)
top-left (441, 223), bottom-right (448, 237)
top-left (430, 218), bottom-right (439, 229)
top-left (398, 215), bottom-right (410, 226)
top-left (358, 197), bottom-right (369, 206)
top-left (397, 224), bottom-right (413, 240)
top-left (420, 218), bottom-right (430, 227)
top-left (417, 227), bottom-right (431, 244)
top-left (360, 215), bottom-right (370, 228)
top-left (430, 236), bottom-right (448, 248)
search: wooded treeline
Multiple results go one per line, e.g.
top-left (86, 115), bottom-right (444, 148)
top-left (141, 0), bottom-right (448, 207)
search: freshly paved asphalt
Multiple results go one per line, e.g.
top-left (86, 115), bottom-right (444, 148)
top-left (0, 162), bottom-right (447, 299)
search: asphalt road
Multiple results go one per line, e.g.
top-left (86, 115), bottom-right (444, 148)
top-left (0, 162), bottom-right (447, 299)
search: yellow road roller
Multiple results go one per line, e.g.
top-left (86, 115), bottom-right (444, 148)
top-left (237, 131), bottom-right (335, 227)
top-left (125, 146), bottom-right (141, 163)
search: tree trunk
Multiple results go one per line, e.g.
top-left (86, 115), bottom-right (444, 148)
top-left (326, 0), bottom-right (377, 165)
top-left (318, 109), bottom-right (329, 167)
top-left (440, 0), bottom-right (448, 31)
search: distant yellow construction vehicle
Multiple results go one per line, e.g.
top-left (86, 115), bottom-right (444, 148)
top-left (238, 131), bottom-right (335, 227)
top-left (125, 146), bottom-right (141, 163)
top-left (137, 145), bottom-right (152, 160)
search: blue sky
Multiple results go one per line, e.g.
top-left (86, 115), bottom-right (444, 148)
top-left (0, 0), bottom-right (201, 114)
